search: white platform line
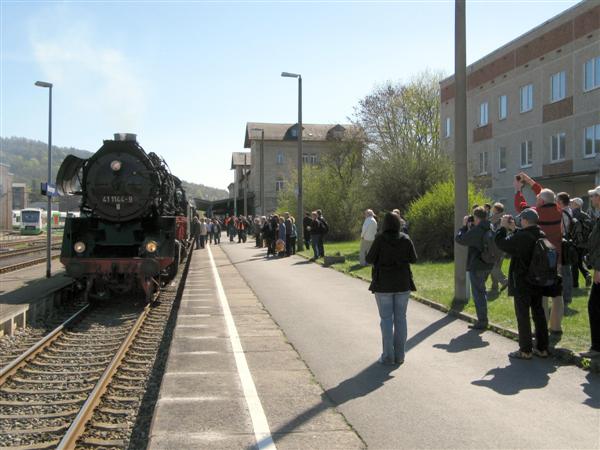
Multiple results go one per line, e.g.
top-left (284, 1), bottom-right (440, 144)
top-left (207, 245), bottom-right (276, 450)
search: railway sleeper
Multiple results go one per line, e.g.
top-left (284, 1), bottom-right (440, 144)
top-left (81, 437), bottom-right (127, 447)
top-left (0, 408), bottom-right (78, 420)
top-left (1, 385), bottom-right (93, 395)
top-left (0, 424), bottom-right (68, 435)
top-left (10, 376), bottom-right (97, 384)
top-left (89, 421), bottom-right (130, 430)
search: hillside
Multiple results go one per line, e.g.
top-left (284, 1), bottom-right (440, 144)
top-left (0, 137), bottom-right (229, 203)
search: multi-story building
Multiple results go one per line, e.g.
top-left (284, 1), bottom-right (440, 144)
top-left (440, 1), bottom-right (600, 212)
top-left (11, 183), bottom-right (27, 210)
top-left (0, 163), bottom-right (14, 230)
top-left (243, 122), bottom-right (350, 214)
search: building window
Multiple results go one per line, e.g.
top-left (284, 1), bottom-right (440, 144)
top-left (520, 84), bottom-right (533, 113)
top-left (584, 124), bottom-right (600, 158)
top-left (275, 179), bottom-right (284, 192)
top-left (498, 95), bottom-right (507, 120)
top-left (276, 152), bottom-right (284, 165)
top-left (498, 147), bottom-right (507, 172)
top-left (584, 56), bottom-right (600, 91)
top-left (302, 153), bottom-right (318, 165)
top-left (550, 132), bottom-right (566, 162)
top-left (520, 141), bottom-right (533, 168)
top-left (290, 127), bottom-right (298, 138)
top-left (444, 117), bottom-right (451, 138)
top-left (550, 71), bottom-right (566, 102)
top-left (479, 102), bottom-right (488, 127)
top-left (479, 151), bottom-right (489, 175)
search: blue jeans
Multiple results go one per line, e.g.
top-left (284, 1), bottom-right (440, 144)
top-left (374, 291), bottom-right (410, 363)
top-left (469, 270), bottom-right (490, 324)
top-left (311, 235), bottom-right (321, 258)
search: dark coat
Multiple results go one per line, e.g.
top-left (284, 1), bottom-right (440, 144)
top-left (494, 225), bottom-right (544, 297)
top-left (191, 218), bottom-right (201, 237)
top-left (366, 231), bottom-right (418, 293)
top-left (455, 220), bottom-right (494, 272)
top-left (303, 216), bottom-right (312, 238)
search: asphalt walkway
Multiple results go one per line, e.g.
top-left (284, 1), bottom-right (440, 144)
top-left (221, 241), bottom-right (600, 449)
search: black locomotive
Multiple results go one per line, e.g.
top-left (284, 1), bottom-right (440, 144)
top-left (57, 133), bottom-right (194, 302)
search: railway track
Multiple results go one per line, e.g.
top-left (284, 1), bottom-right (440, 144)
top-left (0, 253), bottom-right (61, 275)
top-left (0, 244), bottom-right (62, 260)
top-left (0, 273), bottom-right (183, 449)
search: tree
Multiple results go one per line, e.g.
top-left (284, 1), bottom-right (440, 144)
top-left (354, 71), bottom-right (452, 213)
top-left (277, 128), bottom-right (366, 241)
top-left (405, 180), bottom-right (490, 261)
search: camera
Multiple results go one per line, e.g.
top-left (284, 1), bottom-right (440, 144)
top-left (467, 215), bottom-right (475, 223)
top-left (515, 175), bottom-right (521, 181)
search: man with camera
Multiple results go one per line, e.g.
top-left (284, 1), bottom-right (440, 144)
top-left (514, 172), bottom-right (564, 342)
top-left (455, 206), bottom-right (495, 330)
top-left (494, 209), bottom-right (549, 359)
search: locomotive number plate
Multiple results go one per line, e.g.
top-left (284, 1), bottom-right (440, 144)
top-left (102, 195), bottom-right (134, 204)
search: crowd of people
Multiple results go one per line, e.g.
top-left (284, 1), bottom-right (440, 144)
top-left (190, 210), bottom-right (330, 260)
top-left (453, 172), bottom-right (599, 361)
top-left (190, 174), bottom-right (600, 367)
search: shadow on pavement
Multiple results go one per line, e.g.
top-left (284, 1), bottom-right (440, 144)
top-left (582, 372), bottom-right (600, 409)
top-left (471, 359), bottom-right (558, 395)
top-left (432, 329), bottom-right (490, 353)
top-left (406, 314), bottom-right (457, 352)
top-left (254, 362), bottom-right (396, 448)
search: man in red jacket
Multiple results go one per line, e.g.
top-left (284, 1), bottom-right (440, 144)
top-left (514, 172), bottom-right (564, 341)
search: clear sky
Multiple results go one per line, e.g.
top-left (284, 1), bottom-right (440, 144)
top-left (1, 0), bottom-right (581, 190)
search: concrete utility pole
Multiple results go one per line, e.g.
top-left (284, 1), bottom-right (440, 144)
top-left (35, 80), bottom-right (53, 279)
top-left (281, 71), bottom-right (303, 252)
top-left (454, 0), bottom-right (468, 302)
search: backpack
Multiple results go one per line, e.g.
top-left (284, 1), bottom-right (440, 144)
top-left (569, 211), bottom-right (593, 248)
top-left (480, 229), bottom-right (501, 264)
top-left (562, 210), bottom-right (581, 265)
top-left (527, 238), bottom-right (559, 287)
top-left (319, 217), bottom-right (329, 234)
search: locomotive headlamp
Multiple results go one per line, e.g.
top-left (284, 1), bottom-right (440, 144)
top-left (145, 240), bottom-right (158, 253)
top-left (110, 160), bottom-right (122, 171)
top-left (74, 241), bottom-right (86, 254)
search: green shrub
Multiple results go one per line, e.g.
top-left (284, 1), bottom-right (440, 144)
top-left (406, 180), bottom-right (490, 260)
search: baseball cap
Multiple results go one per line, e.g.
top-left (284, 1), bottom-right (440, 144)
top-left (520, 208), bottom-right (539, 223)
top-left (571, 197), bottom-right (584, 207)
top-left (588, 186), bottom-right (600, 197)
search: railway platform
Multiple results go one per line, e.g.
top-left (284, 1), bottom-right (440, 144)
top-left (149, 245), bottom-right (363, 449)
top-left (0, 262), bottom-right (72, 336)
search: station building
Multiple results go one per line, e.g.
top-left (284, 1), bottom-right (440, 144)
top-left (0, 163), bottom-right (14, 230)
top-left (242, 122), bottom-right (351, 215)
top-left (440, 0), bottom-right (600, 212)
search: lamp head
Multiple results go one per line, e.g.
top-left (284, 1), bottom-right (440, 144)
top-left (281, 72), bottom-right (300, 78)
top-left (35, 81), bottom-right (53, 88)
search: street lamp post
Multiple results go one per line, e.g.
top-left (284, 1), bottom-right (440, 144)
top-left (250, 128), bottom-right (265, 216)
top-left (35, 80), bottom-right (53, 279)
top-left (281, 72), bottom-right (303, 252)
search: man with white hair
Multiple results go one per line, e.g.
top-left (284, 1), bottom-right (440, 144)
top-left (581, 186), bottom-right (600, 358)
top-left (514, 172), bottom-right (564, 343)
top-left (360, 209), bottom-right (378, 266)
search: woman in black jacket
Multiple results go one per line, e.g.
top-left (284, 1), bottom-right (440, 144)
top-left (366, 212), bottom-right (418, 366)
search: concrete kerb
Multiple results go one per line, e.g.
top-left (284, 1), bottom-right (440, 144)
top-left (296, 252), bottom-right (599, 373)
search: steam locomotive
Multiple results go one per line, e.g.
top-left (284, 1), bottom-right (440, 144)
top-left (57, 133), bottom-right (195, 302)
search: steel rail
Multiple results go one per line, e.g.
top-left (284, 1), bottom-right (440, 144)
top-left (0, 243), bottom-right (61, 259)
top-left (0, 253), bottom-right (60, 274)
top-left (57, 303), bottom-right (152, 450)
top-left (0, 303), bottom-right (90, 385)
